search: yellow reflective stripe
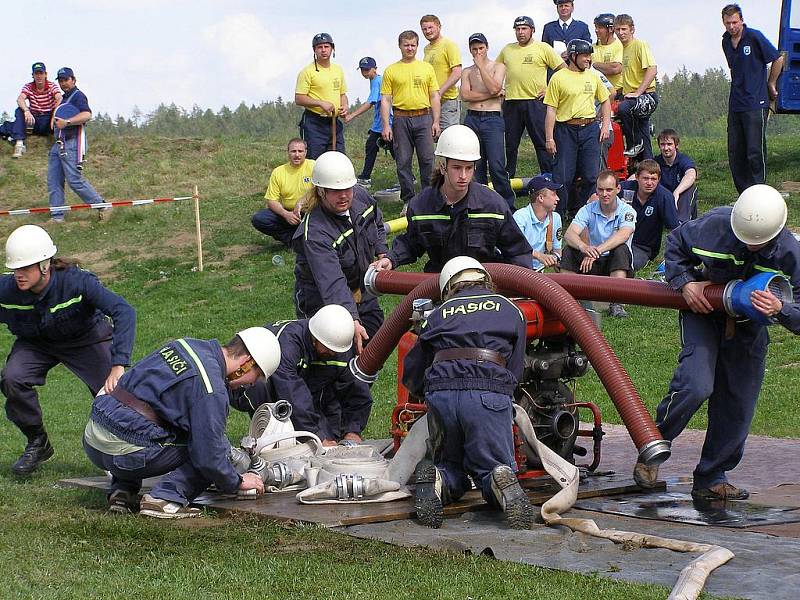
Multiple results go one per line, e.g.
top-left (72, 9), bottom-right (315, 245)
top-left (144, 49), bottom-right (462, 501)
top-left (468, 213), bottom-right (504, 220)
top-left (310, 360), bottom-right (348, 367)
top-left (691, 247), bottom-right (744, 265)
top-left (411, 215), bottom-right (450, 221)
top-left (175, 338), bottom-right (213, 394)
top-left (362, 205), bottom-right (375, 218)
top-left (332, 228), bottom-right (354, 248)
top-left (754, 265), bottom-right (788, 277)
top-left (49, 295), bottom-right (83, 313)
top-left (297, 358), bottom-right (308, 369)
top-left (0, 303), bottom-right (35, 310)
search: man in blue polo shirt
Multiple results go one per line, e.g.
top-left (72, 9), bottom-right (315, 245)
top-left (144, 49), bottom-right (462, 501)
top-left (345, 57), bottom-right (394, 187)
top-left (562, 169), bottom-right (636, 317)
top-left (620, 160), bottom-right (679, 271)
top-left (721, 4), bottom-right (784, 193)
top-left (513, 175), bottom-right (563, 270)
top-left (654, 129), bottom-right (697, 223)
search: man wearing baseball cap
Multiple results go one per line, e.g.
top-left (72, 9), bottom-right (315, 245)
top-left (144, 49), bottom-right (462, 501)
top-left (513, 175), bottom-right (563, 270)
top-left (344, 57), bottom-right (394, 187)
top-left (0, 62), bottom-right (62, 159)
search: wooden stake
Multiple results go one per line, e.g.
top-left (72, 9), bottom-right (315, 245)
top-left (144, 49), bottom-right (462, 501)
top-left (193, 185), bottom-right (204, 272)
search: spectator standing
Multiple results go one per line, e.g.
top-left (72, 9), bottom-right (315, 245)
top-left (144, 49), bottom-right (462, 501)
top-left (421, 15), bottom-right (462, 130)
top-left (542, 1), bottom-right (592, 50)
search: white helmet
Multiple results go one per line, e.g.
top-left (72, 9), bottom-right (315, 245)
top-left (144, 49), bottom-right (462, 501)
top-left (730, 184), bottom-right (787, 245)
top-left (439, 256), bottom-right (489, 297)
top-left (311, 151), bottom-right (357, 189)
top-left (434, 125), bottom-right (481, 162)
top-left (5, 224), bottom-right (57, 269)
top-left (308, 304), bottom-right (354, 353)
top-left (237, 327), bottom-right (281, 378)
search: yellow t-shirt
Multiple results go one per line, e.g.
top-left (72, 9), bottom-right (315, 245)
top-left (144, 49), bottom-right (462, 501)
top-left (544, 68), bottom-right (610, 122)
top-left (496, 42), bottom-right (563, 99)
top-left (264, 159), bottom-right (315, 210)
top-left (592, 38), bottom-right (624, 90)
top-left (621, 39), bottom-right (657, 95)
top-left (381, 60), bottom-right (440, 110)
top-left (423, 37), bottom-right (462, 101)
top-left (295, 63), bottom-right (348, 117)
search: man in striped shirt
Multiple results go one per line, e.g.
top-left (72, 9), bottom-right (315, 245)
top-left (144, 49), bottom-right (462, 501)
top-left (0, 62), bottom-right (61, 158)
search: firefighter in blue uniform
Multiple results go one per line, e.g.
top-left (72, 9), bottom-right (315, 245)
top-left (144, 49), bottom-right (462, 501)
top-left (232, 305), bottom-right (373, 446)
top-left (1, 225), bottom-right (136, 476)
top-left (634, 185), bottom-right (800, 501)
top-left (403, 256), bottom-right (537, 529)
top-left (372, 125), bottom-right (532, 274)
top-left (542, 1), bottom-right (592, 49)
top-left (83, 327), bottom-right (282, 517)
top-left (293, 151), bottom-right (388, 354)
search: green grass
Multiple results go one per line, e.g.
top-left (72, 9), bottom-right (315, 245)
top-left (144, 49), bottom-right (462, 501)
top-left (0, 131), bottom-right (795, 598)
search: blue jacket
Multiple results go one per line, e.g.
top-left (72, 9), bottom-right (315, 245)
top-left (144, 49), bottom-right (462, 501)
top-left (542, 20), bottom-right (592, 48)
top-left (665, 207), bottom-right (800, 333)
top-left (264, 319), bottom-right (371, 440)
top-left (620, 180), bottom-right (679, 260)
top-left (402, 286), bottom-right (527, 396)
top-left (90, 338), bottom-right (242, 493)
top-left (293, 187), bottom-right (388, 320)
top-left (388, 182), bottom-right (533, 272)
top-left (0, 265), bottom-right (136, 365)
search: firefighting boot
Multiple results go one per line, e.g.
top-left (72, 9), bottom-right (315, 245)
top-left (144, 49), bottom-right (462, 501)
top-left (12, 433), bottom-right (55, 476)
top-left (490, 465), bottom-right (538, 530)
top-left (414, 459), bottom-right (450, 529)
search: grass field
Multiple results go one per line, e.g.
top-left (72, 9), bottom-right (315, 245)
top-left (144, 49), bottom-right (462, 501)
top-left (0, 131), bottom-right (796, 598)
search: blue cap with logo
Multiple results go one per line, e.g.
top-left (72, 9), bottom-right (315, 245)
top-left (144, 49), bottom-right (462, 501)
top-left (32, 62), bottom-right (46, 73)
top-left (527, 174), bottom-right (563, 195)
top-left (357, 57), bottom-right (377, 70)
top-left (56, 67), bottom-right (75, 80)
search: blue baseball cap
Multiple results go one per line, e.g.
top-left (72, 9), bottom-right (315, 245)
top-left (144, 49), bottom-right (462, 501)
top-left (358, 57), bottom-right (377, 70)
top-left (56, 67), bottom-right (75, 80)
top-left (32, 62), bottom-right (46, 73)
top-left (527, 174), bottom-right (563, 195)
top-left (468, 33), bottom-right (488, 46)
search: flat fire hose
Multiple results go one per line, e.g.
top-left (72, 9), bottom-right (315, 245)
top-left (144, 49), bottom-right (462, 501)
top-left (513, 408), bottom-right (734, 600)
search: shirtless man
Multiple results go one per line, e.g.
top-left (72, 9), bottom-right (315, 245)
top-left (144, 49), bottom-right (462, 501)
top-left (461, 33), bottom-right (514, 208)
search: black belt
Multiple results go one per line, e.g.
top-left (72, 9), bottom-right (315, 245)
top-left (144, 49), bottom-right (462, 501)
top-left (111, 387), bottom-right (170, 430)
top-left (467, 110), bottom-right (502, 116)
top-left (433, 347), bottom-right (506, 368)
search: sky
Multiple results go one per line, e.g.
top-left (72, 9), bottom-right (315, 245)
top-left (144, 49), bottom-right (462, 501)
top-left (5, 0), bottom-right (788, 118)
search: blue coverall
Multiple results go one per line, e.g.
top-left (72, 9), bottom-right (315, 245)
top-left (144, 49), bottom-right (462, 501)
top-left (232, 319), bottom-right (372, 441)
top-left (84, 338), bottom-right (243, 505)
top-left (387, 182), bottom-right (533, 273)
top-left (658, 207), bottom-right (800, 489)
top-left (293, 186), bottom-right (388, 339)
top-left (402, 286), bottom-right (527, 505)
top-left (0, 266), bottom-right (135, 439)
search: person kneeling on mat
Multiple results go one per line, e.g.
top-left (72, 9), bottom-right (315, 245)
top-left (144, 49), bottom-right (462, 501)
top-left (83, 328), bottom-right (281, 517)
top-left (402, 256), bottom-right (538, 529)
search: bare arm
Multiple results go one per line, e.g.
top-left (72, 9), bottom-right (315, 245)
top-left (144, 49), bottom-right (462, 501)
top-left (430, 91), bottom-right (441, 137)
top-left (295, 93), bottom-right (335, 115)
top-left (460, 66), bottom-right (501, 102)
top-left (438, 65), bottom-right (463, 97)
top-left (594, 61), bottom-right (622, 77)
top-left (564, 222), bottom-right (588, 252)
top-left (544, 105), bottom-right (557, 155)
top-left (380, 94), bottom-right (392, 140)
top-left (476, 61), bottom-right (504, 96)
top-left (673, 168), bottom-right (697, 199)
top-left (596, 226), bottom-right (634, 254)
top-left (16, 93), bottom-right (28, 112)
top-left (339, 93), bottom-right (349, 117)
top-left (768, 55), bottom-right (786, 100)
top-left (346, 101), bottom-right (373, 121)
top-left (630, 66), bottom-right (658, 97)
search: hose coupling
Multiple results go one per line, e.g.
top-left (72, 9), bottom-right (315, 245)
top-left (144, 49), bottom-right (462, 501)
top-left (349, 356), bottom-right (379, 384)
top-left (270, 400), bottom-right (293, 422)
top-left (363, 266), bottom-right (381, 297)
top-left (335, 473), bottom-right (365, 501)
top-left (638, 439), bottom-right (671, 466)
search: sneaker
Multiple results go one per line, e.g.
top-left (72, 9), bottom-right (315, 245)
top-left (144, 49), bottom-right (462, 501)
top-left (414, 459), bottom-right (448, 529)
top-left (356, 178), bottom-right (372, 188)
top-left (608, 303), bottom-right (629, 318)
top-left (12, 141), bottom-right (25, 158)
top-left (623, 141), bottom-right (644, 157)
top-left (490, 465), bottom-right (538, 529)
top-left (139, 493), bottom-right (201, 519)
top-left (11, 434), bottom-right (54, 476)
top-left (633, 462), bottom-right (659, 489)
top-left (691, 482), bottom-right (749, 502)
top-left (387, 183), bottom-right (402, 192)
top-left (107, 489), bottom-right (139, 514)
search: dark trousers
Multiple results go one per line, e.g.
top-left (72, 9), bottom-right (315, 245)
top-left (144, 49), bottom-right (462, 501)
top-left (502, 99), bottom-right (553, 178)
top-left (300, 110), bottom-right (344, 160)
top-left (727, 109), bottom-right (768, 194)
top-left (617, 93), bottom-right (657, 159)
top-left (359, 130), bottom-right (394, 180)
top-left (0, 107), bottom-right (51, 141)
top-left (426, 389), bottom-right (516, 507)
top-left (676, 185), bottom-right (698, 224)
top-left (552, 121), bottom-right (600, 217)
top-left (632, 243), bottom-right (653, 271)
top-left (392, 114), bottom-right (435, 203)
top-left (464, 110), bottom-right (515, 209)
top-left (1, 329), bottom-right (111, 438)
top-left (655, 311), bottom-right (767, 489)
top-left (251, 208), bottom-right (298, 247)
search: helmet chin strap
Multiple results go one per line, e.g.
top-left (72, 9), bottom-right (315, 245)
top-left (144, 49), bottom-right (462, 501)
top-left (227, 357), bottom-right (257, 382)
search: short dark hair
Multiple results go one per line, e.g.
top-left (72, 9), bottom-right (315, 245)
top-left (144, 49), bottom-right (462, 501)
top-left (224, 334), bottom-right (249, 358)
top-left (597, 169), bottom-right (619, 185)
top-left (287, 137), bottom-right (306, 149)
top-left (722, 4), bottom-right (743, 19)
top-left (657, 129), bottom-right (680, 146)
top-left (399, 30), bottom-right (419, 44)
top-left (636, 159), bottom-right (661, 177)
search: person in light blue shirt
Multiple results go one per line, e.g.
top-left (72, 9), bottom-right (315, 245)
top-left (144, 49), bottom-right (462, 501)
top-left (345, 57), bottom-right (394, 186)
top-left (561, 169), bottom-right (636, 317)
top-left (513, 175), bottom-right (563, 270)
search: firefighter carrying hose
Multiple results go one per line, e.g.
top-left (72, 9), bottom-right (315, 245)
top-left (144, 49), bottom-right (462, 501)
top-left (402, 256), bottom-right (538, 529)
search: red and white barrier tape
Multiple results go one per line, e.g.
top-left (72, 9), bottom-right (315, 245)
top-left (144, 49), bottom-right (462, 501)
top-left (0, 196), bottom-right (195, 217)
